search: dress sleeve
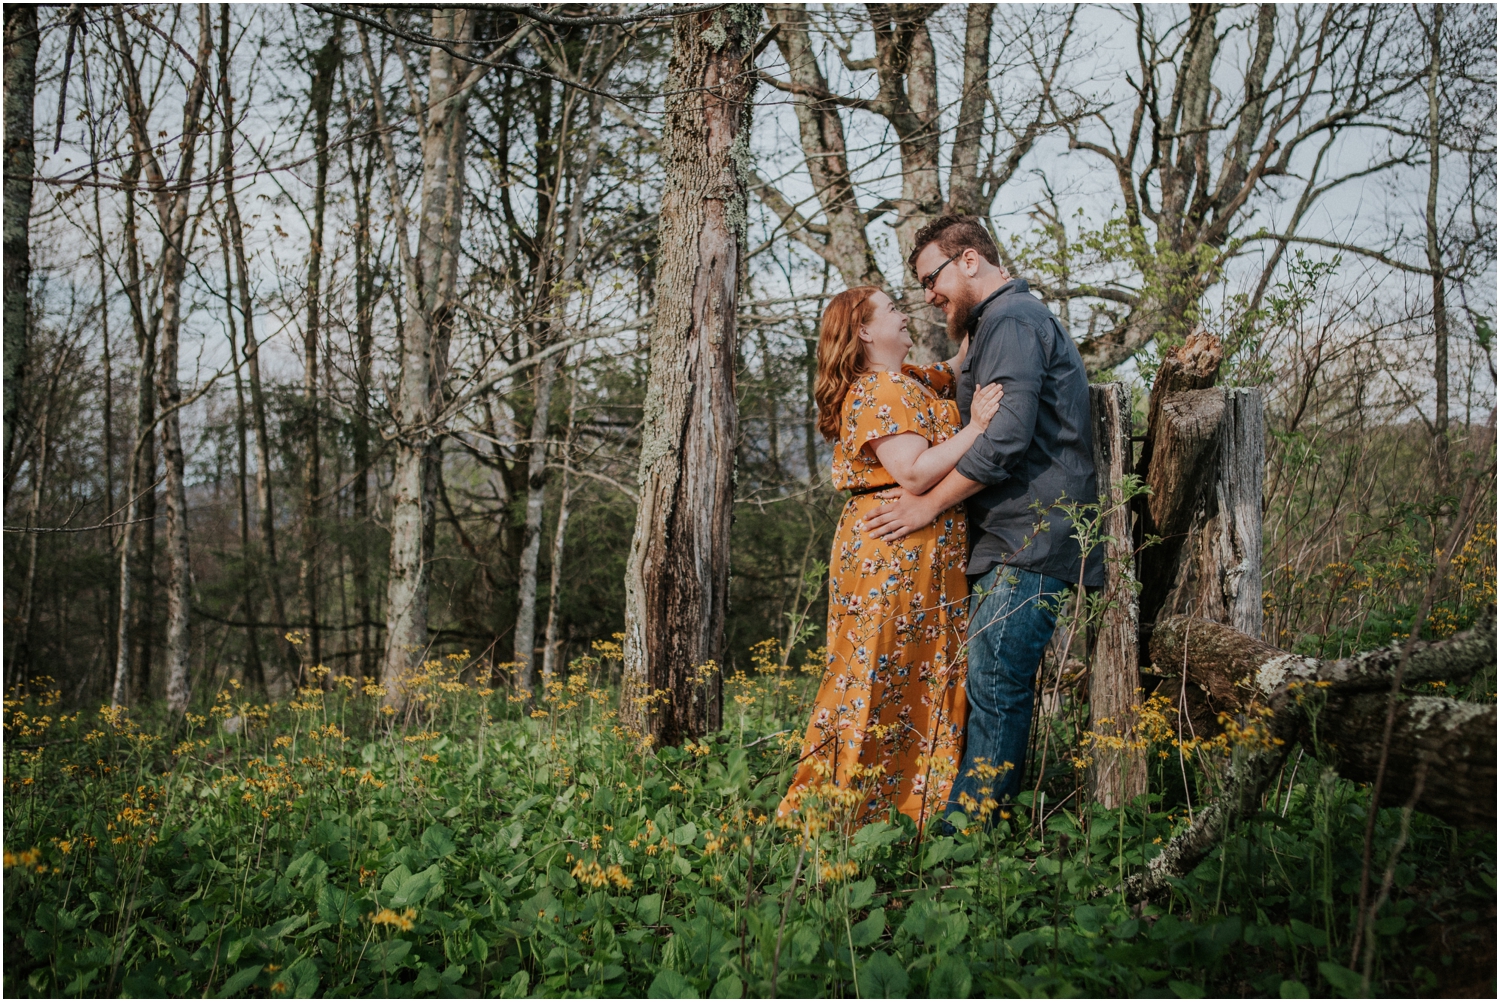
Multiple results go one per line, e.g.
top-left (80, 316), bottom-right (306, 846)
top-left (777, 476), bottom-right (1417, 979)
top-left (841, 372), bottom-right (938, 460)
top-left (904, 361), bottom-right (956, 399)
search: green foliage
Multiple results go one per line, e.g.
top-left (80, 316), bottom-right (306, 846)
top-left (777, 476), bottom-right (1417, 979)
top-left (3, 659), bottom-right (1492, 998)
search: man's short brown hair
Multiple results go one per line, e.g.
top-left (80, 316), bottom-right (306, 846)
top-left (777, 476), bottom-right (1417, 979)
top-left (907, 215), bottom-right (1001, 277)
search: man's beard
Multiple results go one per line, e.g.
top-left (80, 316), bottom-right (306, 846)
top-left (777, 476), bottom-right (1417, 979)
top-left (944, 286), bottom-right (981, 344)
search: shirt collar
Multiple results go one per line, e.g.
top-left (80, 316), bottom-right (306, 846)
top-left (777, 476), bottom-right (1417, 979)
top-left (966, 277), bottom-right (1029, 334)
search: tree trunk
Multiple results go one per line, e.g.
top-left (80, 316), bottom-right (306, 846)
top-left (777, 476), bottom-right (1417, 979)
top-left (516, 92), bottom-right (603, 694)
top-left (2, 5), bottom-right (36, 486)
top-left (1423, 6), bottom-right (1450, 488)
top-left (541, 375), bottom-right (579, 682)
top-left (867, 4), bottom-right (946, 360)
top-left (944, 4), bottom-right (992, 216)
top-left (621, 7), bottom-right (760, 745)
top-left (301, 30), bottom-right (339, 669)
top-left (514, 352), bottom-right (556, 688)
top-left (764, 4), bottom-right (884, 290)
top-left (1088, 382), bottom-right (1145, 807)
top-left (350, 139), bottom-right (376, 679)
top-left (1163, 388), bottom-right (1264, 636)
top-left (115, 6), bottom-right (214, 714)
top-left (113, 155), bottom-right (155, 708)
top-left (218, 6), bottom-right (292, 687)
top-left (216, 202), bottom-right (263, 690)
top-left (368, 10), bottom-right (475, 699)
top-left (1134, 331), bottom-right (1225, 630)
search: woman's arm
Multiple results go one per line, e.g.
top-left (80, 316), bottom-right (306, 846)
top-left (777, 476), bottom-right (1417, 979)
top-left (868, 382), bottom-right (1003, 494)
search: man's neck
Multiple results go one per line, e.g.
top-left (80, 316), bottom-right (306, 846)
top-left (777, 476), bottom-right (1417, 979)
top-left (973, 268), bottom-right (1009, 303)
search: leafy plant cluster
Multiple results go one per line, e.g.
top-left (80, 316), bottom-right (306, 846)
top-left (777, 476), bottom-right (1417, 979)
top-left (3, 646), bottom-right (1493, 999)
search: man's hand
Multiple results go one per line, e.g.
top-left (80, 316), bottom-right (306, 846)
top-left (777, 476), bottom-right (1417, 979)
top-left (863, 487), bottom-right (947, 542)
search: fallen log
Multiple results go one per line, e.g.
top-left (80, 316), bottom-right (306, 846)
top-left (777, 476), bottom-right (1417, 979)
top-left (1123, 618), bottom-right (1496, 901)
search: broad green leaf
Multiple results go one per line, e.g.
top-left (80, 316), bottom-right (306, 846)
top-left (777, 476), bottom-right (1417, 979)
top-left (710, 974), bottom-right (742, 999)
top-left (847, 876), bottom-right (877, 910)
top-left (648, 969), bottom-right (699, 999)
top-left (1169, 981), bottom-right (1205, 998)
top-left (637, 893), bottom-right (663, 925)
top-left (371, 939), bottom-right (412, 973)
top-left (851, 909), bottom-right (886, 948)
top-left (1317, 962), bottom-right (1365, 998)
top-left (318, 884), bottom-right (356, 926)
top-left (922, 837), bottom-right (954, 868)
top-left (287, 958), bottom-right (319, 999)
top-left (381, 864), bottom-right (412, 898)
top-left (216, 965), bottom-right (262, 998)
top-left (670, 822), bottom-right (697, 846)
top-left (422, 823), bottom-right (457, 858)
top-left (792, 925), bottom-right (820, 964)
top-left (1280, 980), bottom-right (1310, 999)
top-left (390, 865), bottom-right (442, 907)
top-left (500, 970), bottom-right (530, 998)
top-left (928, 955), bottom-right (972, 999)
top-left (856, 950), bottom-right (909, 999)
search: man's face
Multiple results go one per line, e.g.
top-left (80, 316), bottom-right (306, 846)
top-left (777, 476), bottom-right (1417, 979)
top-left (914, 243), bottom-right (969, 316)
top-left (914, 243), bottom-right (980, 341)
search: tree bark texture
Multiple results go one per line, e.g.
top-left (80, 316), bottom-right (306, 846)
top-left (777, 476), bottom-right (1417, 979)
top-left (115, 6), bottom-right (214, 714)
top-left (1135, 331), bottom-right (1225, 631)
top-left (375, 10), bottom-right (472, 697)
top-left (621, 7), bottom-right (760, 745)
top-left (3, 5), bottom-right (37, 486)
top-left (1088, 382), bottom-right (1146, 807)
top-left (1162, 388), bottom-right (1264, 637)
top-left (1127, 615), bottom-right (1496, 904)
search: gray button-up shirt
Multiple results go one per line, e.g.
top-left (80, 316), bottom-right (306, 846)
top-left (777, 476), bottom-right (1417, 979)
top-left (955, 279), bottom-right (1104, 587)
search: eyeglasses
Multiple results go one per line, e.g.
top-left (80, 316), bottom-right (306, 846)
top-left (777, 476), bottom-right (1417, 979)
top-left (919, 252), bottom-right (961, 292)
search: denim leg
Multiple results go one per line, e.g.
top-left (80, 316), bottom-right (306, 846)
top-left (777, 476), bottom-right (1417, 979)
top-left (947, 566), bottom-right (1068, 816)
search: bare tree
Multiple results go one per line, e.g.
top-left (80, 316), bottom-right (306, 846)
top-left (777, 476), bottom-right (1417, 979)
top-left (3, 6), bottom-right (38, 498)
top-left (113, 4), bottom-right (214, 714)
top-left (361, 9), bottom-right (536, 700)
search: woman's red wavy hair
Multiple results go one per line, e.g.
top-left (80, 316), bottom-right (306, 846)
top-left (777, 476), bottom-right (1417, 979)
top-left (813, 286), bottom-right (881, 443)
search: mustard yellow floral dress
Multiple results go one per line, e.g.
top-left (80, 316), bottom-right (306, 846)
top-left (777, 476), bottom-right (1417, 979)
top-left (779, 363), bottom-right (969, 828)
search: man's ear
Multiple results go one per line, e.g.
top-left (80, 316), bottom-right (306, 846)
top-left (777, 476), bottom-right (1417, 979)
top-left (962, 248), bottom-right (982, 275)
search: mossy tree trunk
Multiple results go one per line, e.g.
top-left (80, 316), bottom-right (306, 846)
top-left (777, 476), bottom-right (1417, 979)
top-left (621, 7), bottom-right (761, 746)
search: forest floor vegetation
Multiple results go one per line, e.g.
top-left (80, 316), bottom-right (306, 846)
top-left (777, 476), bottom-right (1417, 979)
top-left (2, 641), bottom-right (1494, 999)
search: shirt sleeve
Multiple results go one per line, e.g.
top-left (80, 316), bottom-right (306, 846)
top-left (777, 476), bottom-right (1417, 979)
top-left (955, 316), bottom-right (1044, 485)
top-left (842, 373), bottom-right (938, 459)
top-left (904, 361), bottom-right (956, 399)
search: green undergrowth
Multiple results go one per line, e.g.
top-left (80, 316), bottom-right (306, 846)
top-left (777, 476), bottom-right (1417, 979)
top-left (3, 663), bottom-right (1493, 999)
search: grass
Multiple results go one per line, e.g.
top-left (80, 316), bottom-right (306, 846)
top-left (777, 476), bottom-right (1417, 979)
top-left (2, 648), bottom-right (1494, 999)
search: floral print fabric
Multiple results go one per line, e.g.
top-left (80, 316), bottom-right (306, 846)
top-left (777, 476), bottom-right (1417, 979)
top-left (780, 363), bottom-right (970, 828)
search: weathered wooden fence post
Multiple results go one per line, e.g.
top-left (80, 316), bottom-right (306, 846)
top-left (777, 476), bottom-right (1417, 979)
top-left (1089, 382), bottom-right (1147, 807)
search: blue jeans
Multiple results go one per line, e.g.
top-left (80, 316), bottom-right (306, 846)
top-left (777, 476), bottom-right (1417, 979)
top-left (946, 565), bottom-right (1069, 816)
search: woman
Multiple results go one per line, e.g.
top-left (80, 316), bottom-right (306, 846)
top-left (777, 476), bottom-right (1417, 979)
top-left (778, 287), bottom-right (1002, 829)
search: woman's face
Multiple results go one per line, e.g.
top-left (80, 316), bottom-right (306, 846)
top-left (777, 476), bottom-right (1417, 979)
top-left (858, 290), bottom-right (912, 362)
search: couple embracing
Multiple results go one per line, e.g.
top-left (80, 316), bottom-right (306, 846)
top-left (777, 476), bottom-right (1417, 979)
top-left (778, 216), bottom-right (1103, 830)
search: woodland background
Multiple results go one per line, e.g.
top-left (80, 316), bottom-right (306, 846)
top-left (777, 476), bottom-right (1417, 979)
top-left (2, 5), bottom-right (1497, 999)
top-left (3, 3), bottom-right (1494, 709)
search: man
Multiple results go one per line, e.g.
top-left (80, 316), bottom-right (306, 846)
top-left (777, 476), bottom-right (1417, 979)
top-left (863, 215), bottom-right (1103, 816)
